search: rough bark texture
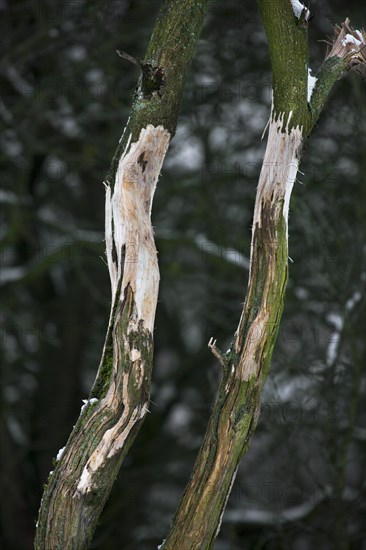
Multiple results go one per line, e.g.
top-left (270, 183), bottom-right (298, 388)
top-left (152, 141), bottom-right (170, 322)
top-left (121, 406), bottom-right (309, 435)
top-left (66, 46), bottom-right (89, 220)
top-left (162, 113), bottom-right (304, 550)
top-left (107, 0), bottom-right (210, 192)
top-left (161, 3), bottom-right (365, 548)
top-left (34, 1), bottom-right (209, 548)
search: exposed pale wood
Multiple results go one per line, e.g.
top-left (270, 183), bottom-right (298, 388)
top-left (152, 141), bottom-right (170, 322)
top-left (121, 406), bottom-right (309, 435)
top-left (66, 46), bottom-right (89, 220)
top-left (162, 113), bottom-right (303, 550)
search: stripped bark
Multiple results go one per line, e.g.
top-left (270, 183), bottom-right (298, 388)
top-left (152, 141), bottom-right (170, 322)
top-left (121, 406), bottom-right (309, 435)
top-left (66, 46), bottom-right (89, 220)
top-left (34, 1), bottom-right (209, 548)
top-left (162, 111), bottom-right (304, 550)
top-left (77, 124), bottom-right (170, 498)
top-left (161, 3), bottom-right (365, 548)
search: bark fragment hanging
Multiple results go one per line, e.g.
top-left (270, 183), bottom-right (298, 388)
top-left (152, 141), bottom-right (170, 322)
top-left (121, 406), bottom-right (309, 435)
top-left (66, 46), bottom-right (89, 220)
top-left (326, 19), bottom-right (366, 78)
top-left (235, 112), bottom-right (303, 381)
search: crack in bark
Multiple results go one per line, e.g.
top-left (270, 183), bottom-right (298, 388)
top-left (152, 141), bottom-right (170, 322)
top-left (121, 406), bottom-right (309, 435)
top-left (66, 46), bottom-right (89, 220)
top-left (137, 151), bottom-right (148, 172)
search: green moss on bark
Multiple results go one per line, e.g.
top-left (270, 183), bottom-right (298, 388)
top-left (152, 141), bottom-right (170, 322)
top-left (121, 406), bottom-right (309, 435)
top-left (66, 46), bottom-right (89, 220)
top-left (259, 0), bottom-right (309, 130)
top-left (35, 284), bottom-right (155, 549)
top-left (106, 0), bottom-right (210, 191)
top-left (162, 197), bottom-right (291, 550)
top-left (309, 56), bottom-right (347, 131)
top-left (90, 277), bottom-right (123, 400)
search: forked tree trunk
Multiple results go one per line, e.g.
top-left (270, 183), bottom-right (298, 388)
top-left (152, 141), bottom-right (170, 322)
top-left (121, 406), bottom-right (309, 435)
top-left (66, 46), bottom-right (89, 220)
top-left (161, 4), bottom-right (365, 548)
top-left (35, 0), bottom-right (364, 546)
top-left (34, 1), bottom-right (209, 548)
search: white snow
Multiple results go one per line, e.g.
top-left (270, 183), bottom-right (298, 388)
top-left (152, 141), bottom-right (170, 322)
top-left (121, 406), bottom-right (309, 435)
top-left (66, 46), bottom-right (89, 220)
top-left (345, 290), bottom-right (362, 311)
top-left (7, 417), bottom-right (27, 445)
top-left (342, 33), bottom-right (363, 49)
top-left (80, 397), bottom-right (98, 414)
top-left (307, 69), bottom-right (317, 102)
top-left (195, 233), bottom-right (250, 270)
top-left (225, 495), bottom-right (325, 525)
top-left (56, 446), bottom-right (66, 461)
top-left (0, 266), bottom-right (27, 285)
top-left (5, 66), bottom-right (34, 96)
top-left (290, 1), bottom-right (310, 21)
top-left (326, 290), bottom-right (362, 366)
top-left (0, 190), bottom-right (28, 205)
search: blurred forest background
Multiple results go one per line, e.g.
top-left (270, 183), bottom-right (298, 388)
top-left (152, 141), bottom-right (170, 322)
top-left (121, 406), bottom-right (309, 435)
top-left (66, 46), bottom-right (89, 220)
top-left (0, 1), bottom-right (365, 549)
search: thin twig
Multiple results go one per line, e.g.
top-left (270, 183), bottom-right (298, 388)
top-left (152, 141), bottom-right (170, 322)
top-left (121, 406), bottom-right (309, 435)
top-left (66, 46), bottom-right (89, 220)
top-left (116, 50), bottom-right (141, 67)
top-left (208, 337), bottom-right (226, 368)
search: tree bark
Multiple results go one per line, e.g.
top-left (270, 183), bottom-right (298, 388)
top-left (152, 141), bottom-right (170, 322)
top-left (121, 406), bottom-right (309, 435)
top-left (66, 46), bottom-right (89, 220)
top-left (161, 4), bottom-right (365, 549)
top-left (34, 1), bottom-right (209, 548)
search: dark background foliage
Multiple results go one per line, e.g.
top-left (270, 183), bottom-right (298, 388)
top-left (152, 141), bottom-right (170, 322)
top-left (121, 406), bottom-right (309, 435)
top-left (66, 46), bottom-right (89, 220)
top-left (0, 1), bottom-right (365, 549)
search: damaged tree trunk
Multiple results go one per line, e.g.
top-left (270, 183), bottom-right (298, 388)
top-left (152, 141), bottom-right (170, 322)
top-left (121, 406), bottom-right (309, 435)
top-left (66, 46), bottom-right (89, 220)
top-left (34, 1), bottom-right (209, 548)
top-left (161, 3), bottom-right (365, 548)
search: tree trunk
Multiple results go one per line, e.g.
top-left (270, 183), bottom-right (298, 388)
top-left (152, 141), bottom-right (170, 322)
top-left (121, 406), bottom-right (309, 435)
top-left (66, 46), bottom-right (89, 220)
top-left (161, 4), bottom-right (365, 548)
top-left (34, 1), bottom-right (209, 548)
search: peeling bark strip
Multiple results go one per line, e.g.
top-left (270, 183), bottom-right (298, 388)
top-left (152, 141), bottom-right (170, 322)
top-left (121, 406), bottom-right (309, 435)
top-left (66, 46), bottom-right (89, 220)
top-left (105, 125), bottom-right (170, 321)
top-left (35, 0), bottom-right (210, 548)
top-left (161, 112), bottom-right (303, 550)
top-left (235, 114), bottom-right (302, 381)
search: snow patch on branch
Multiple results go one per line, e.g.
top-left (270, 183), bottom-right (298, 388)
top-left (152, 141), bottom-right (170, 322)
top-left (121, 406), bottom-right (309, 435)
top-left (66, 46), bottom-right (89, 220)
top-left (326, 290), bottom-right (362, 367)
top-left (342, 32), bottom-right (363, 49)
top-left (56, 446), bottom-right (66, 461)
top-left (307, 69), bottom-right (317, 102)
top-left (0, 266), bottom-right (27, 285)
top-left (194, 234), bottom-right (250, 271)
top-left (225, 496), bottom-right (326, 526)
top-left (80, 397), bottom-right (98, 414)
top-left (290, 1), bottom-right (310, 21)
